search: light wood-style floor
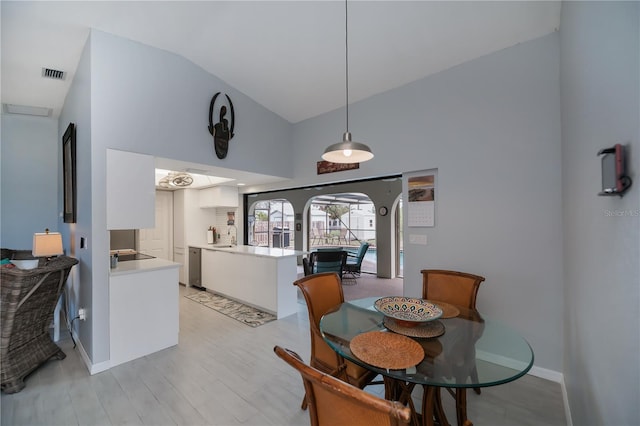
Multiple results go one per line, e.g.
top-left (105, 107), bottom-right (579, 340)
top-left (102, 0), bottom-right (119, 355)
top-left (1, 279), bottom-right (566, 426)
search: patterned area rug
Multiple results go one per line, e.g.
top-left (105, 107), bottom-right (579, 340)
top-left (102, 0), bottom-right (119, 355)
top-left (185, 291), bottom-right (276, 327)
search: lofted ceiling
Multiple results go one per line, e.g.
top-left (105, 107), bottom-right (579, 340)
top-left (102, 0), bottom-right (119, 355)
top-left (1, 1), bottom-right (561, 124)
top-left (1, 1), bottom-right (561, 189)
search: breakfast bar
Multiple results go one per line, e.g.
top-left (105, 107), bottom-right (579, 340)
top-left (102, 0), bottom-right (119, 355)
top-left (109, 257), bottom-right (180, 368)
top-left (195, 245), bottom-right (306, 319)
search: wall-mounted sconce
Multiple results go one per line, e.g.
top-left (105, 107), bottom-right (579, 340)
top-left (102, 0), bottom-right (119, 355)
top-left (598, 143), bottom-right (632, 197)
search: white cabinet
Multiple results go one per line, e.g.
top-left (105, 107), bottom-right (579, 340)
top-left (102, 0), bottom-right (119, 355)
top-left (109, 263), bottom-right (179, 368)
top-left (174, 247), bottom-right (185, 284)
top-left (199, 186), bottom-right (238, 208)
top-left (201, 249), bottom-right (218, 290)
top-left (106, 149), bottom-right (155, 229)
top-left (200, 247), bottom-right (299, 319)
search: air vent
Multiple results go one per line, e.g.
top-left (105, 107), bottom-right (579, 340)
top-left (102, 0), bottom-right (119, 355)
top-left (3, 103), bottom-right (52, 117)
top-left (42, 67), bottom-right (65, 80)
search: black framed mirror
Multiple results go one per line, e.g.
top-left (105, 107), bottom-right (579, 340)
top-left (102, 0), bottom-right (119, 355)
top-left (62, 122), bottom-right (77, 223)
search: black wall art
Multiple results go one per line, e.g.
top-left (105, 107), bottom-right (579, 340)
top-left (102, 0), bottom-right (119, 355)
top-left (208, 92), bottom-right (235, 159)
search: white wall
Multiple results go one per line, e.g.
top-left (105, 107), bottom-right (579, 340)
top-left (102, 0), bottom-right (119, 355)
top-left (560, 2), bottom-right (639, 424)
top-left (0, 115), bottom-right (59, 248)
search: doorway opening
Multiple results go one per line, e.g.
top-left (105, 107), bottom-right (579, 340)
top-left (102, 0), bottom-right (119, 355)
top-left (308, 193), bottom-right (377, 274)
top-left (248, 199), bottom-right (294, 248)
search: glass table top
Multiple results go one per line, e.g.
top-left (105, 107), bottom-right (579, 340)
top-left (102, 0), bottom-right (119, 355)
top-left (319, 297), bottom-right (534, 388)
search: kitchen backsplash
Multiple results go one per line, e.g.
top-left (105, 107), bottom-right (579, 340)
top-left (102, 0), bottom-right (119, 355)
top-left (211, 208), bottom-right (239, 245)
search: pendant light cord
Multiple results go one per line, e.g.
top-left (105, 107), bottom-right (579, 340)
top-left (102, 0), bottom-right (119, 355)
top-left (345, 0), bottom-right (349, 133)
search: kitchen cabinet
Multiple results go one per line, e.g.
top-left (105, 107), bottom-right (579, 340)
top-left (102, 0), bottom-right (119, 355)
top-left (173, 189), bottom-right (212, 285)
top-left (199, 186), bottom-right (238, 208)
top-left (106, 149), bottom-right (155, 230)
top-left (109, 259), bottom-right (180, 368)
top-left (174, 247), bottom-right (186, 284)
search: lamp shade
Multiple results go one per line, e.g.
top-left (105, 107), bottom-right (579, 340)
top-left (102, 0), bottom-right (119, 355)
top-left (322, 132), bottom-right (374, 164)
top-left (32, 232), bottom-right (63, 257)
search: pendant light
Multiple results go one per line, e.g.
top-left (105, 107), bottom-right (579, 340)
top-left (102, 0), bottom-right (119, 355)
top-left (322, 0), bottom-right (374, 164)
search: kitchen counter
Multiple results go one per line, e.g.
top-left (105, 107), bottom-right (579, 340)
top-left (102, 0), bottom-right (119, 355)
top-left (193, 244), bottom-right (307, 258)
top-left (109, 257), bottom-right (180, 276)
top-left (196, 245), bottom-right (304, 319)
top-left (108, 257), bottom-right (180, 368)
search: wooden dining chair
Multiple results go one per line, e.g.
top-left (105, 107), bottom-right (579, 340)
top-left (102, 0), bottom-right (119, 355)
top-left (421, 269), bottom-right (485, 426)
top-left (274, 346), bottom-right (411, 426)
top-left (293, 272), bottom-right (379, 409)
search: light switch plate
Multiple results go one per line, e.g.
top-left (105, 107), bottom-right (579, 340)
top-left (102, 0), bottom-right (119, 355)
top-left (409, 234), bottom-right (427, 245)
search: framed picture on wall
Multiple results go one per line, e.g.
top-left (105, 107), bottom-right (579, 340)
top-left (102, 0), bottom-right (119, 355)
top-left (62, 122), bottom-right (77, 223)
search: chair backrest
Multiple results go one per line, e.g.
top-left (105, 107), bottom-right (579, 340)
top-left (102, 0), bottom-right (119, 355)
top-left (352, 242), bottom-right (370, 263)
top-left (274, 346), bottom-right (411, 426)
top-left (421, 269), bottom-right (485, 309)
top-left (310, 250), bottom-right (347, 278)
top-left (293, 273), bottom-right (347, 378)
top-left (302, 257), bottom-right (313, 276)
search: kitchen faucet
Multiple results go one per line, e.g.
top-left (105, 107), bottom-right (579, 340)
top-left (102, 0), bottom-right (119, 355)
top-left (228, 224), bottom-right (237, 245)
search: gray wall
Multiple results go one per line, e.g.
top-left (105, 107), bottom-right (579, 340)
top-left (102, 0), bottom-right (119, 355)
top-left (282, 33), bottom-right (564, 372)
top-left (2, 4), bottom-right (638, 421)
top-left (60, 29), bottom-right (294, 365)
top-left (0, 115), bottom-right (59, 248)
top-left (3, 25), bottom-right (564, 375)
top-left (58, 33), bottom-right (95, 360)
top-left (560, 2), bottom-right (639, 425)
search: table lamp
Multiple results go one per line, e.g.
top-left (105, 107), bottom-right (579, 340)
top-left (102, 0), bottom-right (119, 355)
top-left (33, 229), bottom-right (64, 259)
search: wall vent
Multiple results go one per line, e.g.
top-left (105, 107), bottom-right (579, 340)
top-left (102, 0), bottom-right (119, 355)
top-left (42, 67), bottom-right (65, 80)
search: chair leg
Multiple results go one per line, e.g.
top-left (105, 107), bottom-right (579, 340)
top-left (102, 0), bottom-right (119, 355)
top-left (456, 389), bottom-right (473, 426)
top-left (471, 365), bottom-right (481, 394)
top-left (301, 394), bottom-right (308, 410)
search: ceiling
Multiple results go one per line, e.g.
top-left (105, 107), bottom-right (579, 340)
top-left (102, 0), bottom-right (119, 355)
top-left (2, 1), bottom-right (560, 124)
top-left (1, 1), bottom-right (560, 189)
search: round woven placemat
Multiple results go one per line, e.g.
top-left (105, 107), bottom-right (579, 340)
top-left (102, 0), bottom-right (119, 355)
top-left (384, 317), bottom-right (445, 338)
top-left (350, 331), bottom-right (424, 370)
top-left (427, 300), bottom-right (460, 319)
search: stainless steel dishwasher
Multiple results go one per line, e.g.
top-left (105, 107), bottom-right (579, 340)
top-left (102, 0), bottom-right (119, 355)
top-left (188, 247), bottom-right (204, 289)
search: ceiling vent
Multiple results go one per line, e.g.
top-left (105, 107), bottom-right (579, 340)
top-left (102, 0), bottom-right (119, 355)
top-left (42, 67), bottom-right (65, 80)
top-left (3, 103), bottom-right (52, 117)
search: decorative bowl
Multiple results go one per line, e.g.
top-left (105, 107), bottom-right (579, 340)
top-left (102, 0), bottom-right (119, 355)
top-left (374, 296), bottom-right (443, 327)
top-left (10, 259), bottom-right (39, 270)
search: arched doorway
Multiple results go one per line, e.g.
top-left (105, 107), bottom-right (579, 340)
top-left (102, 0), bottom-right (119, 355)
top-left (248, 199), bottom-right (294, 248)
top-left (308, 193), bottom-right (377, 274)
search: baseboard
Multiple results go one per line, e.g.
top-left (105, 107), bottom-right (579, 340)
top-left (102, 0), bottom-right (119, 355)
top-left (560, 375), bottom-right (574, 426)
top-left (72, 329), bottom-right (111, 375)
top-left (528, 364), bottom-right (563, 382)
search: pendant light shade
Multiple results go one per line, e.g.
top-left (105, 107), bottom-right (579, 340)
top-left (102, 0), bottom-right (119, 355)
top-left (322, 132), bottom-right (374, 163)
top-left (322, 0), bottom-right (373, 164)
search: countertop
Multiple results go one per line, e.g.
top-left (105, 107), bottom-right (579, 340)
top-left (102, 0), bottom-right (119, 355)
top-left (192, 244), bottom-right (307, 259)
top-left (109, 257), bottom-right (180, 276)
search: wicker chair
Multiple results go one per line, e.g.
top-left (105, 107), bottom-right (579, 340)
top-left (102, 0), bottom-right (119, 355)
top-left (274, 346), bottom-right (411, 426)
top-left (1, 249), bottom-right (78, 393)
top-left (421, 269), bottom-right (486, 426)
top-left (293, 272), bottom-right (379, 409)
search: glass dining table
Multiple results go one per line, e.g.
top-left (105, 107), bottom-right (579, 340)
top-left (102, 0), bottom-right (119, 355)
top-left (319, 297), bottom-right (534, 426)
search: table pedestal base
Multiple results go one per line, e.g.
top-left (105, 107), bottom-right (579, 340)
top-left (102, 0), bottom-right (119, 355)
top-left (383, 377), bottom-right (459, 426)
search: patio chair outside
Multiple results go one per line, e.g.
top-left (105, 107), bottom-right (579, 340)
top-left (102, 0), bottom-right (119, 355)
top-left (343, 242), bottom-right (370, 281)
top-left (309, 250), bottom-right (347, 280)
